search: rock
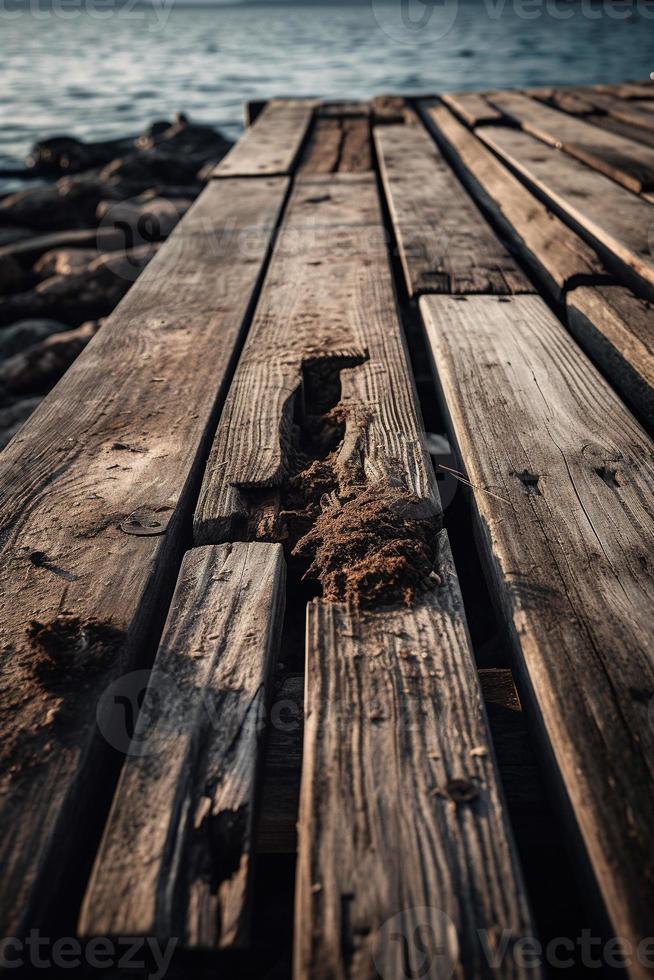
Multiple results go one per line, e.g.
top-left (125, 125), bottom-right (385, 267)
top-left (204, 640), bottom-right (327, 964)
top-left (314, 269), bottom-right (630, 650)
top-left (0, 321), bottom-right (99, 396)
top-left (0, 174), bottom-right (124, 232)
top-left (0, 397), bottom-right (41, 450)
top-left (0, 228), bottom-right (128, 269)
top-left (0, 228), bottom-right (33, 248)
top-left (25, 135), bottom-right (134, 178)
top-left (34, 248), bottom-right (99, 279)
top-left (0, 319), bottom-right (69, 359)
top-left (137, 113), bottom-right (231, 161)
top-left (0, 255), bottom-right (27, 295)
top-left (96, 197), bottom-right (190, 242)
top-left (100, 150), bottom-right (203, 189)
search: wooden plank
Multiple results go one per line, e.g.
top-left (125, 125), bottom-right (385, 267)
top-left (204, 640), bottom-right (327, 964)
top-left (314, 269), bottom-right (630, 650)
top-left (299, 117), bottom-right (371, 174)
top-left (476, 123), bottom-right (654, 296)
top-left (595, 82), bottom-right (654, 100)
top-left (577, 90), bottom-right (654, 134)
top-left (213, 100), bottom-right (315, 178)
top-left (420, 104), bottom-right (607, 301)
top-left (586, 112), bottom-right (654, 151)
top-left (295, 529), bottom-right (540, 980)
top-left (370, 94), bottom-right (414, 125)
top-left (440, 90), bottom-right (502, 127)
top-left (194, 173), bottom-right (440, 546)
top-left (375, 123), bottom-right (533, 296)
top-left (487, 90), bottom-right (654, 193)
top-left (420, 294), bottom-right (654, 973)
top-left (79, 542), bottom-right (285, 949)
top-left (566, 285), bottom-right (654, 429)
top-left (0, 175), bottom-right (289, 938)
top-left (526, 87), bottom-right (595, 116)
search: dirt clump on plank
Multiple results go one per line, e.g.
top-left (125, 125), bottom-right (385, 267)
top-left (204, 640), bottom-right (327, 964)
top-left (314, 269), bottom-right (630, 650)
top-left (28, 613), bottom-right (125, 684)
top-left (293, 482), bottom-right (441, 607)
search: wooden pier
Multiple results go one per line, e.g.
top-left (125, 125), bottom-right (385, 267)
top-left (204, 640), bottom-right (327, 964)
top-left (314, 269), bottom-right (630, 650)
top-left (1, 83), bottom-right (653, 978)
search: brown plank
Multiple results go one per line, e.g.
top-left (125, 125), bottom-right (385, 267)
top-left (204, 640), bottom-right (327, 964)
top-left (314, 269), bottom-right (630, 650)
top-left (586, 112), bottom-right (654, 151)
top-left (441, 90), bottom-right (503, 127)
top-left (595, 82), bottom-right (654, 100)
top-left (375, 123), bottom-right (533, 296)
top-left (420, 104), bottom-right (607, 301)
top-left (0, 175), bottom-right (289, 939)
top-left (299, 117), bottom-right (372, 174)
top-left (194, 173), bottom-right (440, 546)
top-left (566, 285), bottom-right (654, 428)
top-left (295, 529), bottom-right (540, 980)
top-left (487, 90), bottom-right (654, 193)
top-left (477, 123), bottom-right (654, 295)
top-left (370, 94), bottom-right (414, 125)
top-left (577, 90), bottom-right (654, 134)
top-left (526, 87), bottom-right (595, 116)
top-left (213, 100), bottom-right (316, 178)
top-left (79, 542), bottom-right (285, 949)
top-left (421, 294), bottom-right (654, 974)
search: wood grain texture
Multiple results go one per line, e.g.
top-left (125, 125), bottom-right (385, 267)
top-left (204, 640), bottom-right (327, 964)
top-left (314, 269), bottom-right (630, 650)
top-left (566, 285), bottom-right (654, 429)
top-left (194, 174), bottom-right (440, 544)
top-left (375, 123), bottom-right (533, 296)
top-left (299, 116), bottom-right (372, 174)
top-left (0, 176), bottom-right (288, 939)
top-left (213, 100), bottom-right (316, 178)
top-left (421, 104), bottom-right (607, 300)
top-left (420, 294), bottom-right (654, 975)
top-left (440, 91), bottom-right (503, 127)
top-left (487, 90), bottom-right (654, 192)
top-left (295, 529), bottom-right (539, 980)
top-left (79, 542), bottom-right (286, 949)
top-left (476, 123), bottom-right (654, 295)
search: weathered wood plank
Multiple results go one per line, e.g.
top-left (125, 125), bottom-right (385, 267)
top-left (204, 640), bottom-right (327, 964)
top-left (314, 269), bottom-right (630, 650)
top-left (213, 100), bottom-right (316, 178)
top-left (577, 90), bottom-right (654, 134)
top-left (476, 123), bottom-right (654, 295)
top-left (375, 123), bottom-right (533, 296)
top-left (586, 112), bottom-right (654, 151)
top-left (371, 94), bottom-right (414, 125)
top-left (594, 82), bottom-right (654, 101)
top-left (526, 87), bottom-right (595, 116)
top-left (300, 117), bottom-right (371, 174)
top-left (441, 90), bottom-right (502, 127)
top-left (194, 173), bottom-right (440, 546)
top-left (420, 294), bottom-right (654, 972)
top-left (566, 285), bottom-right (654, 429)
top-left (79, 542), bottom-right (285, 949)
top-left (487, 90), bottom-right (654, 192)
top-left (420, 104), bottom-right (607, 301)
top-left (295, 529), bottom-right (539, 980)
top-left (0, 176), bottom-right (289, 938)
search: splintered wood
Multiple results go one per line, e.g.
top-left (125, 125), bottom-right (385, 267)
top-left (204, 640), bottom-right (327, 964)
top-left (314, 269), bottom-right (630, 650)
top-left (194, 173), bottom-right (440, 549)
top-left (80, 543), bottom-right (285, 949)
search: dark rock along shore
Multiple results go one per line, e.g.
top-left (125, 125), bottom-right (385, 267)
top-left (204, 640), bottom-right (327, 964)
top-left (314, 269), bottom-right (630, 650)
top-left (0, 114), bottom-right (232, 448)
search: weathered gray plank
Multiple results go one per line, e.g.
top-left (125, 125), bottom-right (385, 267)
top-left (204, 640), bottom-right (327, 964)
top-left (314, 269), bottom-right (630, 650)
top-left (79, 542), bottom-right (285, 949)
top-left (213, 100), bottom-right (316, 178)
top-left (577, 90), bottom-right (654, 134)
top-left (477, 123), bottom-right (654, 296)
top-left (295, 529), bottom-right (540, 980)
top-left (487, 90), bottom-right (654, 192)
top-left (0, 176), bottom-right (288, 938)
top-left (441, 90), bottom-right (502, 127)
top-left (299, 116), bottom-right (372, 174)
top-left (421, 294), bottom-right (654, 972)
top-left (566, 285), bottom-right (654, 429)
top-left (420, 104), bottom-right (607, 301)
top-left (194, 173), bottom-right (440, 546)
top-left (375, 123), bottom-right (533, 296)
